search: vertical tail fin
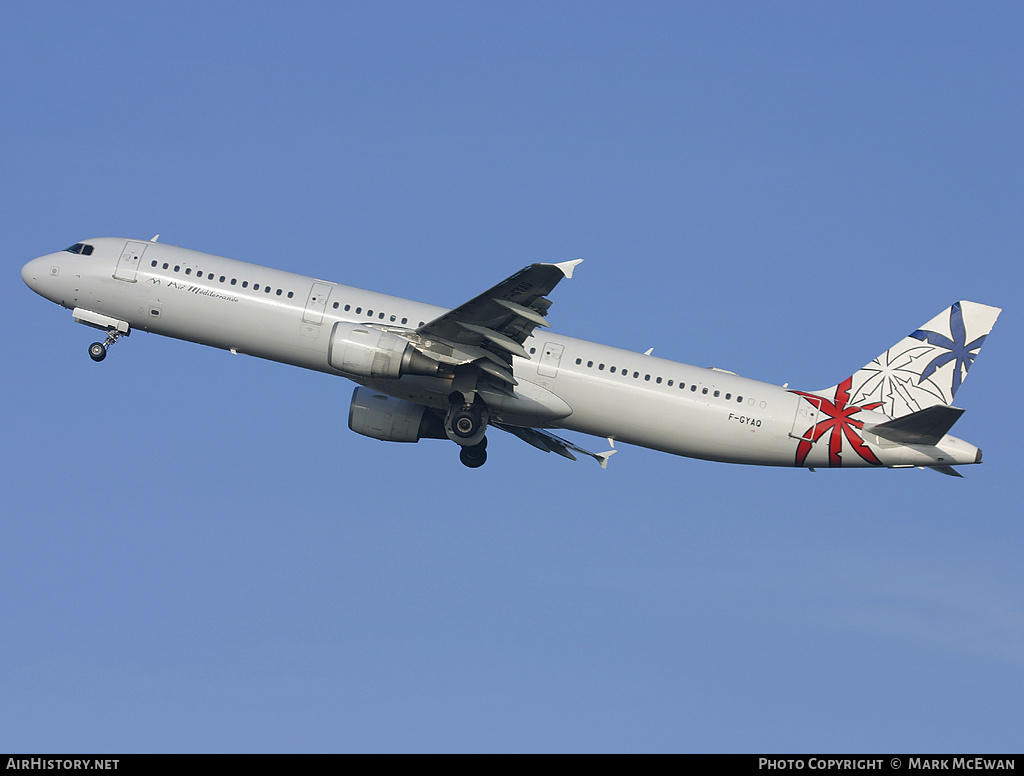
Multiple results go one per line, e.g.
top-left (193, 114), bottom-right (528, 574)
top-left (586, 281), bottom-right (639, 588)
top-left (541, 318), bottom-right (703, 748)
top-left (822, 301), bottom-right (1001, 418)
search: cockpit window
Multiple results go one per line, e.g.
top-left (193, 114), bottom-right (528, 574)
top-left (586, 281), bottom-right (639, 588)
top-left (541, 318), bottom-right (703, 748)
top-left (64, 243), bottom-right (94, 256)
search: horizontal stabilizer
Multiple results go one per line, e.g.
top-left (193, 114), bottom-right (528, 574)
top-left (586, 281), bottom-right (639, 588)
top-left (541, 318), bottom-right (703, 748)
top-left (871, 405), bottom-right (965, 446)
top-left (930, 464), bottom-right (965, 478)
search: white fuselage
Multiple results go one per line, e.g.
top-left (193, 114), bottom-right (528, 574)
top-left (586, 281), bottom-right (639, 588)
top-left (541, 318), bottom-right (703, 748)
top-left (21, 238), bottom-right (982, 470)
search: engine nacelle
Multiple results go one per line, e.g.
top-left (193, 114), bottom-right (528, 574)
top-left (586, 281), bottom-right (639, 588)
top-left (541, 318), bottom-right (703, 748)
top-left (328, 322), bottom-right (440, 379)
top-left (348, 387), bottom-right (446, 443)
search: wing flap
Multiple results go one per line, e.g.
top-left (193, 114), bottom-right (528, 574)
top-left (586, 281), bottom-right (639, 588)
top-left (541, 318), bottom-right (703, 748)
top-left (417, 262), bottom-right (582, 359)
top-left (493, 298), bottom-right (550, 328)
top-left (457, 321), bottom-right (531, 360)
top-left (475, 358), bottom-right (517, 385)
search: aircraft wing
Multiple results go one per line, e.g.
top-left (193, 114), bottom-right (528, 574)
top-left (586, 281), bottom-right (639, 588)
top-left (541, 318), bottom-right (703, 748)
top-left (494, 423), bottom-right (616, 468)
top-left (416, 259), bottom-right (583, 383)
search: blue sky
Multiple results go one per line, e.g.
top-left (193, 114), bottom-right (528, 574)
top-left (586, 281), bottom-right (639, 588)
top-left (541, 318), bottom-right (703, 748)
top-left (2, 1), bottom-right (1022, 753)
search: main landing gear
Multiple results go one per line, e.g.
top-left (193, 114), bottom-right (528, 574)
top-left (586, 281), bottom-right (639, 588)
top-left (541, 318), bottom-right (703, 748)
top-left (459, 437), bottom-right (487, 468)
top-left (445, 392), bottom-right (490, 468)
top-left (88, 328), bottom-right (128, 362)
top-left (449, 404), bottom-right (486, 442)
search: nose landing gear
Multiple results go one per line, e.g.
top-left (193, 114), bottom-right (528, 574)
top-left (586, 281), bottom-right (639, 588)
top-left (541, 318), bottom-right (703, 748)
top-left (88, 328), bottom-right (129, 362)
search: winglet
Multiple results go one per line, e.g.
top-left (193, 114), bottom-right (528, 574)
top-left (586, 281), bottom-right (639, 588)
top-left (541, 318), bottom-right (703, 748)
top-left (554, 258), bottom-right (584, 279)
top-left (596, 448), bottom-right (617, 469)
top-left (150, 234), bottom-right (160, 242)
top-left (595, 437), bottom-right (617, 469)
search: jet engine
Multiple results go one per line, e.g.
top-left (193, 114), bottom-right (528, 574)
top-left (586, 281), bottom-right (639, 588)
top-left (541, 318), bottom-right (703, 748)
top-left (348, 387), bottom-right (446, 443)
top-left (328, 322), bottom-right (440, 379)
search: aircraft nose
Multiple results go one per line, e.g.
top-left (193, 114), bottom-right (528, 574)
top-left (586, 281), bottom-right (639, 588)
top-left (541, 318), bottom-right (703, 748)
top-left (21, 256), bottom-right (45, 291)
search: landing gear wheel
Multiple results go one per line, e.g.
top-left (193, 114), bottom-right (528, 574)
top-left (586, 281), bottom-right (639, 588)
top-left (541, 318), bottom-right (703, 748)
top-left (451, 407), bottom-right (484, 440)
top-left (459, 440), bottom-right (488, 468)
top-left (87, 326), bottom-right (128, 362)
top-left (444, 392), bottom-right (489, 447)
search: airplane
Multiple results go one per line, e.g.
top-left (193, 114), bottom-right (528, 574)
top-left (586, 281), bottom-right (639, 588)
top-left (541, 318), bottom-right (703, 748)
top-left (21, 237), bottom-right (1001, 474)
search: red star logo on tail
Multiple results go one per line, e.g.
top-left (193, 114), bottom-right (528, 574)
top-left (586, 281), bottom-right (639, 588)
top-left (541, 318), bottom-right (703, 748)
top-left (791, 378), bottom-right (884, 467)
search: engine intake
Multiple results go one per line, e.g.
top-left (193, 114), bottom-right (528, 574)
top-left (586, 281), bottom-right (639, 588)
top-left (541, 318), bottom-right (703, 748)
top-left (348, 387), bottom-right (446, 443)
top-left (328, 322), bottom-right (440, 378)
